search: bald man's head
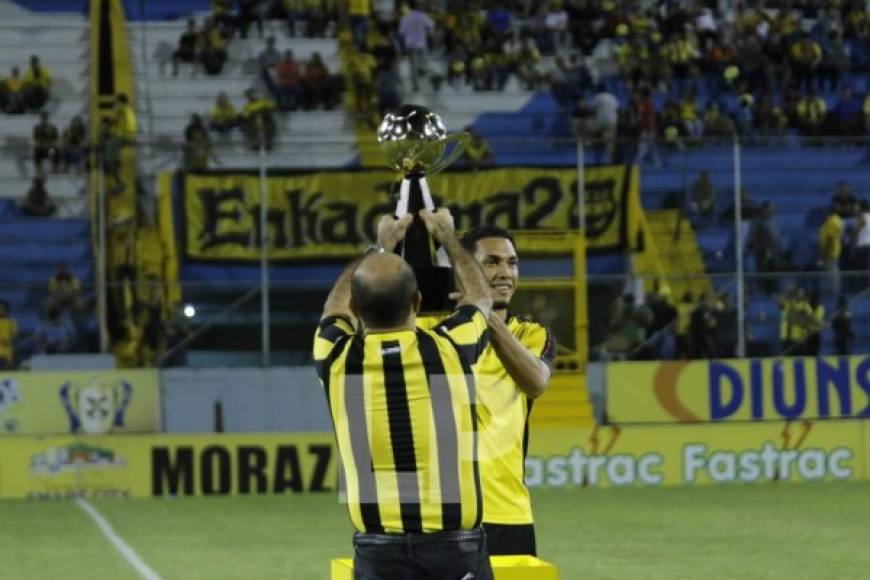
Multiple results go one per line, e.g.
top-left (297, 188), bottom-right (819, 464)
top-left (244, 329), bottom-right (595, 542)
top-left (351, 253), bottom-right (420, 328)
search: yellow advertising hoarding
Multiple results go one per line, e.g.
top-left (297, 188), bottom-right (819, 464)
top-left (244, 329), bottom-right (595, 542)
top-left (606, 357), bottom-right (870, 424)
top-left (0, 370), bottom-right (160, 436)
top-left (0, 433), bottom-right (338, 500)
top-left (525, 420), bottom-right (868, 488)
top-left (181, 165), bottom-right (638, 260)
top-left (0, 435), bottom-right (150, 499)
top-left (0, 424), bottom-right (865, 498)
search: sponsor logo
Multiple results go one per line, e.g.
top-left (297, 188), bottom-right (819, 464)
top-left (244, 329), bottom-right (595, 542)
top-left (650, 358), bottom-right (870, 422)
top-left (59, 378), bottom-right (133, 434)
top-left (525, 421), bottom-right (856, 487)
top-left (30, 442), bottom-right (126, 476)
top-left (0, 378), bottom-right (20, 411)
top-left (151, 443), bottom-right (333, 496)
top-left (0, 378), bottom-right (21, 433)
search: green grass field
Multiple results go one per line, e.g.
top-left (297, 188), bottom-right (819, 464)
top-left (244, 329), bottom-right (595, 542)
top-left (1, 483), bottom-right (868, 580)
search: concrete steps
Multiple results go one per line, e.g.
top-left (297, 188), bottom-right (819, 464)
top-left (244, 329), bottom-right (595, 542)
top-left (528, 372), bottom-right (595, 429)
top-left (635, 209), bottom-right (712, 300)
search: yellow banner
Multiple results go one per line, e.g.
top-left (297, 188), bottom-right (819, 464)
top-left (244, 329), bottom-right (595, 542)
top-left (181, 166), bottom-right (638, 260)
top-left (0, 433), bottom-right (338, 499)
top-left (0, 370), bottom-right (160, 436)
top-left (1, 425), bottom-right (864, 498)
top-left (525, 420), bottom-right (868, 487)
top-left (607, 357), bottom-right (870, 424)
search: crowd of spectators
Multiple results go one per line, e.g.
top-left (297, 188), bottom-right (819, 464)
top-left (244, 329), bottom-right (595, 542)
top-left (256, 36), bottom-right (342, 111)
top-left (183, 87), bottom-right (280, 168)
top-left (0, 55), bottom-right (52, 114)
top-left (31, 112), bottom-right (88, 175)
top-left (182, 85), bottom-right (294, 169)
top-left (170, 16), bottom-right (230, 76)
top-left (555, 1), bottom-right (870, 161)
top-left (0, 262), bottom-right (99, 369)
top-left (597, 277), bottom-right (854, 362)
top-left (599, 170), bottom-right (870, 361)
top-left (166, 6), bottom-right (347, 158)
top-left (241, 1), bottom-right (868, 149)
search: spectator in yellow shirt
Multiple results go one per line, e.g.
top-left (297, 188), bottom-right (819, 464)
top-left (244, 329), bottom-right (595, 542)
top-left (23, 55), bottom-right (51, 111)
top-left (796, 89), bottom-right (826, 136)
top-left (47, 261), bottom-right (81, 313)
top-left (790, 36), bottom-right (822, 91)
top-left (805, 293), bottom-right (825, 356)
top-left (4, 66), bottom-right (26, 114)
top-left (240, 89), bottom-right (277, 150)
top-left (679, 90), bottom-right (702, 138)
top-left (209, 92), bottom-right (238, 133)
top-left (349, 50), bottom-right (377, 118)
top-left (819, 207), bottom-right (843, 298)
top-left (211, 0), bottom-right (233, 34)
top-left (199, 17), bottom-right (228, 75)
top-left (460, 126), bottom-right (492, 170)
top-left (779, 287), bottom-right (812, 355)
top-left (114, 93), bottom-right (137, 139)
top-left (675, 291), bottom-right (694, 358)
top-left (349, 0), bottom-right (371, 50)
top-left (0, 300), bottom-right (18, 370)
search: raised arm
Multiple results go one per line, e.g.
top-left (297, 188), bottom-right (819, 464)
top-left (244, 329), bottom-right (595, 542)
top-left (488, 314), bottom-right (554, 400)
top-left (420, 208), bottom-right (492, 318)
top-left (320, 213), bottom-right (413, 322)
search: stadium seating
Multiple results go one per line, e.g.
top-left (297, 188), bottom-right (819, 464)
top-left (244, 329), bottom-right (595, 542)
top-left (0, 8), bottom-right (89, 207)
top-left (128, 21), bottom-right (357, 171)
top-left (0, 5), bottom-right (94, 353)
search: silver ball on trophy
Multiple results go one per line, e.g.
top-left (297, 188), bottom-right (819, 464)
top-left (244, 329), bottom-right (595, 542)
top-left (376, 105), bottom-right (468, 312)
top-left (377, 105), bottom-right (448, 174)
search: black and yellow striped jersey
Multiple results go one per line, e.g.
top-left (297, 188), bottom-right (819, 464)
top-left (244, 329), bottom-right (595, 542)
top-left (313, 305), bottom-right (489, 534)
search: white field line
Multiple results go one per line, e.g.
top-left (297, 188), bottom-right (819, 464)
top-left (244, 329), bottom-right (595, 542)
top-left (74, 498), bottom-right (162, 580)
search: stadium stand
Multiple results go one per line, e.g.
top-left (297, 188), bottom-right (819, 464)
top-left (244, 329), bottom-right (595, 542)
top-left (0, 3), bottom-right (94, 366)
top-left (0, 0), bottom-right (867, 367)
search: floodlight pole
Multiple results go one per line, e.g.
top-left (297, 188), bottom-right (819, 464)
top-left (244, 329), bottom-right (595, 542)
top-left (97, 167), bottom-right (108, 353)
top-left (259, 136), bottom-right (271, 367)
top-left (577, 137), bottom-right (585, 231)
top-left (733, 135), bottom-right (746, 358)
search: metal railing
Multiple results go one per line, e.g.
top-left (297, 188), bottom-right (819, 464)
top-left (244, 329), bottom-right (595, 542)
top-left (6, 131), bottom-right (864, 366)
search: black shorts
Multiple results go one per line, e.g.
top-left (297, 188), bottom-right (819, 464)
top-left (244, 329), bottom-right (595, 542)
top-left (353, 528), bottom-right (494, 580)
top-left (482, 523), bottom-right (537, 556)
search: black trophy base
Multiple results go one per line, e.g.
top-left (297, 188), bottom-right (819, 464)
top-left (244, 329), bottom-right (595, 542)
top-left (414, 266), bottom-right (455, 314)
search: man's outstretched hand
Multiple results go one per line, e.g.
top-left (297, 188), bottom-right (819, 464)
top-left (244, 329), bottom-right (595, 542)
top-left (376, 213), bottom-right (414, 252)
top-left (419, 208), bottom-right (455, 243)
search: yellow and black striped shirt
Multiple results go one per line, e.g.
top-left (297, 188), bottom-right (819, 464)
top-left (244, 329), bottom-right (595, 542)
top-left (313, 305), bottom-right (489, 534)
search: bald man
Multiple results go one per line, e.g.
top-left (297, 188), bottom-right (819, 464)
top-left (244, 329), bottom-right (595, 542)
top-left (313, 209), bottom-right (495, 580)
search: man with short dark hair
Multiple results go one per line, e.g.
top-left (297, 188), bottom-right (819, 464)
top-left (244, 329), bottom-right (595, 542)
top-left (314, 209), bottom-right (494, 580)
top-left (456, 225), bottom-right (556, 556)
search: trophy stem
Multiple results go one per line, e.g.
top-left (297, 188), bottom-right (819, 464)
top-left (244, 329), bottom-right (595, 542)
top-left (394, 173), bottom-right (454, 312)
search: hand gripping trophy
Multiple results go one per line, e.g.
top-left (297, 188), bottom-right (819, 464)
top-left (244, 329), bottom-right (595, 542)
top-left (377, 104), bottom-right (467, 312)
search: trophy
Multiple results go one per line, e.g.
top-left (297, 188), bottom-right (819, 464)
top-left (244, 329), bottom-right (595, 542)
top-left (377, 105), bottom-right (466, 312)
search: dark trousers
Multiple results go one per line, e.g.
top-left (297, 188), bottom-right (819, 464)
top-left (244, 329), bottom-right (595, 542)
top-left (482, 523), bottom-right (537, 556)
top-left (353, 528), bottom-right (493, 580)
